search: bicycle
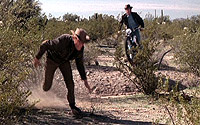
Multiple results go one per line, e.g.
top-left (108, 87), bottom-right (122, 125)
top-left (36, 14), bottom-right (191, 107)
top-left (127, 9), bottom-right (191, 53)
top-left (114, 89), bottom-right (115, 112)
top-left (124, 27), bottom-right (140, 65)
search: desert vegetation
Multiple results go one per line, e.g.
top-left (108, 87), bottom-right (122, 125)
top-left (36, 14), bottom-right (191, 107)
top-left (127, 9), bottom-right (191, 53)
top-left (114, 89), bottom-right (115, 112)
top-left (0, 0), bottom-right (199, 124)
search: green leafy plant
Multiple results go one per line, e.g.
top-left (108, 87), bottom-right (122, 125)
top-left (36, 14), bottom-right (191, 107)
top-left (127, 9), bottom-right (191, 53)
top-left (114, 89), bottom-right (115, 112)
top-left (0, 0), bottom-right (43, 123)
top-left (171, 27), bottom-right (200, 76)
top-left (114, 22), bottom-right (160, 95)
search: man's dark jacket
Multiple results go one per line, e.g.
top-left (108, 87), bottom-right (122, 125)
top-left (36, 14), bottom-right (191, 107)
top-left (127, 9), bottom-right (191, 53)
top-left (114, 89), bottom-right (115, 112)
top-left (119, 12), bottom-right (144, 30)
top-left (35, 34), bottom-right (87, 80)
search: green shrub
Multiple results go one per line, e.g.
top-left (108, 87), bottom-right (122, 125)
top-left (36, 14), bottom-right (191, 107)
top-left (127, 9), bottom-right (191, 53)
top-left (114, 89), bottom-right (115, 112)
top-left (0, 0), bottom-right (44, 123)
top-left (159, 81), bottom-right (200, 125)
top-left (84, 43), bottom-right (100, 65)
top-left (171, 27), bottom-right (200, 76)
top-left (0, 28), bottom-right (34, 123)
top-left (114, 22), bottom-right (160, 95)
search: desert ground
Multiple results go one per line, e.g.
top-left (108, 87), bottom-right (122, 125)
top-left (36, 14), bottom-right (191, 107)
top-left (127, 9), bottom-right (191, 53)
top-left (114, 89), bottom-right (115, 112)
top-left (19, 47), bottom-right (199, 125)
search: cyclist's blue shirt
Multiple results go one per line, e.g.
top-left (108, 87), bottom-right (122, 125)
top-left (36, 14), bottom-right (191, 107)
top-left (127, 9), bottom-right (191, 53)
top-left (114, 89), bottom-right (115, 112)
top-left (127, 14), bottom-right (139, 30)
top-left (127, 14), bottom-right (141, 43)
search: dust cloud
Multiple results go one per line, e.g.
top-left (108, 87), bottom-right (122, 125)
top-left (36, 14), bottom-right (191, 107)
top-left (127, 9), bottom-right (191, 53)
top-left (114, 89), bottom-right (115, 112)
top-left (28, 86), bottom-right (67, 108)
top-left (27, 69), bottom-right (68, 109)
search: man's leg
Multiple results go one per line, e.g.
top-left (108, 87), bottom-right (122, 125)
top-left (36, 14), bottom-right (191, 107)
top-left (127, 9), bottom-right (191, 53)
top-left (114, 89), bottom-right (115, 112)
top-left (136, 30), bottom-right (141, 43)
top-left (135, 30), bottom-right (142, 47)
top-left (134, 30), bottom-right (142, 49)
top-left (59, 61), bottom-right (81, 114)
top-left (43, 58), bottom-right (58, 91)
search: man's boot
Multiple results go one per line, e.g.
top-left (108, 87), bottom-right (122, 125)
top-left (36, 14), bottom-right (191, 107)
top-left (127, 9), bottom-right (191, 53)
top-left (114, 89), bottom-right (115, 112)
top-left (70, 103), bottom-right (82, 116)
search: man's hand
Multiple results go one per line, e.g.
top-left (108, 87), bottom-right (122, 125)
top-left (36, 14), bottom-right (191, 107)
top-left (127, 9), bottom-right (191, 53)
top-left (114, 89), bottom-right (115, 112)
top-left (33, 58), bottom-right (41, 68)
top-left (83, 79), bottom-right (92, 94)
top-left (140, 28), bottom-right (145, 31)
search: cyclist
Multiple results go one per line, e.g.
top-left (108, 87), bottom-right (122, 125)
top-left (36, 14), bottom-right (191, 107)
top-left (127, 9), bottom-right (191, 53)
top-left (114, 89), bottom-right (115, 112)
top-left (119, 4), bottom-right (144, 45)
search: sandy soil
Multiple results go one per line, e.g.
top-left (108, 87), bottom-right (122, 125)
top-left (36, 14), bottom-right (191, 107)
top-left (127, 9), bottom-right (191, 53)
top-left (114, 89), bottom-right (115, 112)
top-left (19, 48), bottom-right (199, 125)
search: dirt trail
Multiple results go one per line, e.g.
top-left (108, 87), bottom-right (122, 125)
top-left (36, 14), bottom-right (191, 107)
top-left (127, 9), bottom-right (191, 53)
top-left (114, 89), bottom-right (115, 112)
top-left (22, 49), bottom-right (199, 125)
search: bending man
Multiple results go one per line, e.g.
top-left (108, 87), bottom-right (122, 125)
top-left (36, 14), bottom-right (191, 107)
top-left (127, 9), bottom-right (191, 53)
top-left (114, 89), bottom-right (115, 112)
top-left (33, 28), bottom-right (92, 116)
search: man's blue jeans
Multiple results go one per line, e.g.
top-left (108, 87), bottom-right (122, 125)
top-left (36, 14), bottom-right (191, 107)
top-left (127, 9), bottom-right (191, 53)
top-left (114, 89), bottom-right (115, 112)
top-left (132, 29), bottom-right (141, 44)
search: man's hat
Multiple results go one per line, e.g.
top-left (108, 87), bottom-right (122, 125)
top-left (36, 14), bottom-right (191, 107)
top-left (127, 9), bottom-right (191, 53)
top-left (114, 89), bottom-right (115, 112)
top-left (71, 28), bottom-right (90, 43)
top-left (124, 4), bottom-right (133, 10)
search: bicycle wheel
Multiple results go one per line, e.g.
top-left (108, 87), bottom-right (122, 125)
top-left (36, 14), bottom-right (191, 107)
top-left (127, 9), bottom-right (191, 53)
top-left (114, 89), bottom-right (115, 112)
top-left (125, 38), bottom-right (135, 65)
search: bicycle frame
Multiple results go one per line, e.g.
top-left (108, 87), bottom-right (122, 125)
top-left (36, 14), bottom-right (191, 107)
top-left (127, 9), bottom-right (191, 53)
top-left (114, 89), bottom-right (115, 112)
top-left (124, 27), bottom-right (140, 65)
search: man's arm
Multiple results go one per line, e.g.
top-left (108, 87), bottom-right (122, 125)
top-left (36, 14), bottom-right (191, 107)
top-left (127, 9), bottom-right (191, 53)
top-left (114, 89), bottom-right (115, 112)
top-left (135, 13), bottom-right (144, 28)
top-left (75, 54), bottom-right (87, 80)
top-left (119, 14), bottom-right (125, 31)
top-left (33, 40), bottom-right (49, 67)
top-left (35, 40), bottom-right (49, 60)
top-left (75, 53), bottom-right (92, 93)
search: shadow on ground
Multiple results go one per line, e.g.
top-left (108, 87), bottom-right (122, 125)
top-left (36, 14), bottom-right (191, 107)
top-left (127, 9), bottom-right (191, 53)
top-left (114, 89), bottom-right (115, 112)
top-left (86, 65), bottom-right (119, 72)
top-left (159, 63), bottom-right (184, 73)
top-left (19, 108), bottom-right (155, 125)
top-left (161, 78), bottom-right (187, 92)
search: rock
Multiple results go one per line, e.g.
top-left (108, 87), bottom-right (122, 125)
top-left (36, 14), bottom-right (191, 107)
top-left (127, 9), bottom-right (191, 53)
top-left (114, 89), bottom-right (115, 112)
top-left (95, 60), bottom-right (99, 66)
